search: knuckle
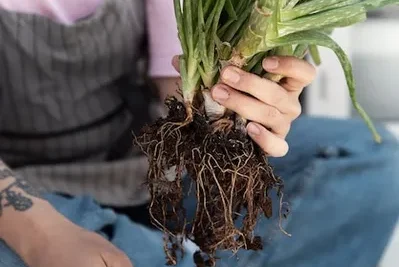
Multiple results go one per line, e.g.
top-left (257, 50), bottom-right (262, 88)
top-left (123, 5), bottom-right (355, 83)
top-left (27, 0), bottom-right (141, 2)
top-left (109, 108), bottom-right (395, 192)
top-left (300, 61), bottom-right (317, 84)
top-left (266, 105), bottom-right (280, 119)
top-left (304, 66), bottom-right (317, 85)
top-left (272, 118), bottom-right (291, 138)
top-left (309, 64), bottom-right (317, 79)
top-left (269, 85), bottom-right (287, 105)
top-left (290, 103), bottom-right (302, 119)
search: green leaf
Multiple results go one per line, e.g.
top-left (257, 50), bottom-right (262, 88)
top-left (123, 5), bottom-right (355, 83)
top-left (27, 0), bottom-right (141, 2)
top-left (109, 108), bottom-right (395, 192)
top-left (309, 45), bottom-right (321, 65)
top-left (244, 52), bottom-right (267, 72)
top-left (173, 0), bottom-right (187, 55)
top-left (184, 0), bottom-right (194, 53)
top-left (274, 45), bottom-right (294, 56)
top-left (197, 0), bottom-right (208, 62)
top-left (278, 5), bottom-right (366, 36)
top-left (267, 30), bottom-right (382, 143)
top-left (327, 0), bottom-right (363, 10)
top-left (282, 0), bottom-right (346, 21)
top-left (284, 0), bottom-right (301, 9)
top-left (212, 0), bottom-right (227, 37)
top-left (203, 0), bottom-right (213, 18)
top-left (225, 0), bottom-right (238, 19)
top-left (220, 3), bottom-right (253, 43)
top-left (293, 44), bottom-right (309, 58)
top-left (361, 0), bottom-right (399, 10)
top-left (323, 12), bottom-right (366, 29)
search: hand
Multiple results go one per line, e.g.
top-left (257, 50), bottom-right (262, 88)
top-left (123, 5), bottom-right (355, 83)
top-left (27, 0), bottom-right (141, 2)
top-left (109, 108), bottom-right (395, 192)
top-left (213, 56), bottom-right (316, 157)
top-left (26, 217), bottom-right (133, 267)
top-left (171, 55), bottom-right (316, 157)
top-left (0, 199), bottom-right (133, 267)
top-left (29, 221), bottom-right (133, 267)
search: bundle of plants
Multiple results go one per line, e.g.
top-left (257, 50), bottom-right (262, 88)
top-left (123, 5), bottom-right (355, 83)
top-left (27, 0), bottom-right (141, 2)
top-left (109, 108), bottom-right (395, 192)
top-left (135, 0), bottom-right (398, 266)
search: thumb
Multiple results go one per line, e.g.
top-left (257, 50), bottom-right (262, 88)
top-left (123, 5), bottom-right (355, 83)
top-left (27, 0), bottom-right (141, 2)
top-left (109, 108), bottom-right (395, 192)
top-left (172, 55), bottom-right (180, 73)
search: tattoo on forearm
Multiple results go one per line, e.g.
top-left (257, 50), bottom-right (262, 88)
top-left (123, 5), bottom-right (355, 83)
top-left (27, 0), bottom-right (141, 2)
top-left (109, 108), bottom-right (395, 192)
top-left (0, 166), bottom-right (43, 216)
top-left (0, 169), bottom-right (13, 180)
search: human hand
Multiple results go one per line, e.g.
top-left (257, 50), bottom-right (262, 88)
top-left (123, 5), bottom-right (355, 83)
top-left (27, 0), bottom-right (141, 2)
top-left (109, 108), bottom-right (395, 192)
top-left (171, 55), bottom-right (316, 157)
top-left (26, 217), bottom-right (133, 267)
top-left (0, 199), bottom-right (133, 267)
top-left (213, 56), bottom-right (316, 157)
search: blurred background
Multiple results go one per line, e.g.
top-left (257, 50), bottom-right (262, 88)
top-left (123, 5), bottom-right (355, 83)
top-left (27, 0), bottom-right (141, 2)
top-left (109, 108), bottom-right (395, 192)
top-left (304, 6), bottom-right (399, 139)
top-left (303, 7), bottom-right (399, 267)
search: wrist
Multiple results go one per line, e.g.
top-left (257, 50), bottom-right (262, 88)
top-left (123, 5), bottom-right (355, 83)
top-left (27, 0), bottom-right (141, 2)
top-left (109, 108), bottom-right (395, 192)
top-left (0, 198), bottom-right (66, 260)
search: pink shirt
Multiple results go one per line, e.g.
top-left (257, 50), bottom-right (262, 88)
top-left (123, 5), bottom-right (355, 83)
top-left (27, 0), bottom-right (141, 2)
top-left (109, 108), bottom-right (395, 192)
top-left (0, 0), bottom-right (181, 77)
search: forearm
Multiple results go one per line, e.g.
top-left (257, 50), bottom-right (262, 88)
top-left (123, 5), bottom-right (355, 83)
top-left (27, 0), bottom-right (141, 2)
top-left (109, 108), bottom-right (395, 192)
top-left (0, 161), bottom-right (61, 260)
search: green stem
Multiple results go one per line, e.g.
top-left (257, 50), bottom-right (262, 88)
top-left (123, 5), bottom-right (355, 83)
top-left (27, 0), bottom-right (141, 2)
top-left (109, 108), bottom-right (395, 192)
top-left (179, 56), bottom-right (200, 105)
top-left (230, 4), bottom-right (273, 63)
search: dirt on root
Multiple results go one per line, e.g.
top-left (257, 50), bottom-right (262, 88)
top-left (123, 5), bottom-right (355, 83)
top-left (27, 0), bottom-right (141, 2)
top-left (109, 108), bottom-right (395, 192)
top-left (135, 97), bottom-right (285, 267)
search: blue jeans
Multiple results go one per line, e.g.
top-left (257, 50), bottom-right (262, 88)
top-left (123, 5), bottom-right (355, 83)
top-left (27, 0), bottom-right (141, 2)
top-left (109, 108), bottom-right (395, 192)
top-left (1, 117), bottom-right (399, 267)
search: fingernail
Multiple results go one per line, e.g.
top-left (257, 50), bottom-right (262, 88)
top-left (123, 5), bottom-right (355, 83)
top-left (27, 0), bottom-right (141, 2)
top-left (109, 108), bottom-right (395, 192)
top-left (222, 68), bottom-right (240, 83)
top-left (212, 86), bottom-right (230, 101)
top-left (264, 57), bottom-right (279, 69)
top-left (247, 123), bottom-right (261, 136)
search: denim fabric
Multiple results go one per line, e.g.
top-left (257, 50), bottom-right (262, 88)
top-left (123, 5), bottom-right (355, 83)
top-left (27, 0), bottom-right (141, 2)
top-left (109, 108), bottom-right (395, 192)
top-left (1, 116), bottom-right (399, 267)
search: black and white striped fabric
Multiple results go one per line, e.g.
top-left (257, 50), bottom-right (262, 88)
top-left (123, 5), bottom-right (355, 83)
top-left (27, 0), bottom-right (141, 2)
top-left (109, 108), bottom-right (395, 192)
top-left (0, 0), bottom-right (157, 206)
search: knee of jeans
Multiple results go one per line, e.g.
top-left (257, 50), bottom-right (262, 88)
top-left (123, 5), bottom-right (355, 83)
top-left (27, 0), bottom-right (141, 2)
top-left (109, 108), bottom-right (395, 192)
top-left (320, 124), bottom-right (397, 158)
top-left (291, 117), bottom-right (397, 147)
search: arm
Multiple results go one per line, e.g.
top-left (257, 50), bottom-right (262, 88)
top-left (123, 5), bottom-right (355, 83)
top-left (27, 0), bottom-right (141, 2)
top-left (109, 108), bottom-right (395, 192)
top-left (0, 160), bottom-right (133, 267)
top-left (0, 161), bottom-right (61, 259)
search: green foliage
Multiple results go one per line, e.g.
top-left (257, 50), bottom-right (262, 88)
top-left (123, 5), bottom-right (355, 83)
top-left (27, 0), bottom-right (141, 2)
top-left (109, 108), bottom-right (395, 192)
top-left (174, 0), bottom-right (399, 142)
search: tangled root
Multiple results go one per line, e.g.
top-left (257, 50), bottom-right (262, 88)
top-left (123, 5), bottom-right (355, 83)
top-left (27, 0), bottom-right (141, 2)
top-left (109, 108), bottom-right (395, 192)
top-left (135, 97), bottom-right (286, 266)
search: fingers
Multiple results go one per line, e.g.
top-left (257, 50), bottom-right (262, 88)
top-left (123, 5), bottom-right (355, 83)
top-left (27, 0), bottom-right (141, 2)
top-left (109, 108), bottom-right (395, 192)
top-left (220, 66), bottom-right (298, 115)
top-left (247, 122), bottom-right (289, 157)
top-left (114, 254), bottom-right (134, 267)
top-left (263, 56), bottom-right (316, 91)
top-left (172, 55), bottom-right (180, 73)
top-left (211, 85), bottom-right (293, 137)
top-left (101, 250), bottom-right (133, 267)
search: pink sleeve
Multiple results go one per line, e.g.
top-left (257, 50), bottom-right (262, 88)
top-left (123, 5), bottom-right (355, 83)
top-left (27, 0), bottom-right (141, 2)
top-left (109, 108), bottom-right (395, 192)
top-left (0, 0), bottom-right (182, 77)
top-left (146, 0), bottom-right (182, 78)
top-left (0, 0), bottom-right (101, 25)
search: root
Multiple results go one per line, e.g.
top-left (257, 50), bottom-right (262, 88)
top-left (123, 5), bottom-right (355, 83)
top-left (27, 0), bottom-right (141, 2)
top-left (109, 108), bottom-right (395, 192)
top-left (135, 97), bottom-right (288, 267)
top-left (212, 118), bottom-right (234, 133)
top-left (235, 115), bottom-right (247, 134)
top-left (183, 103), bottom-right (194, 125)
